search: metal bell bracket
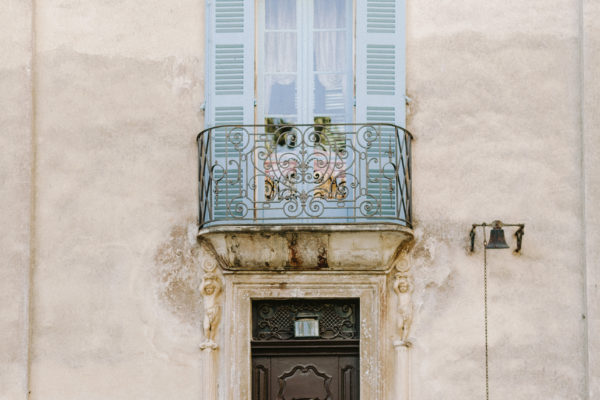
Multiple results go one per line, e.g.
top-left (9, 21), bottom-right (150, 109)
top-left (469, 220), bottom-right (525, 253)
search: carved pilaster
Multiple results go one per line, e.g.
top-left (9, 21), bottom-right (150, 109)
top-left (200, 345), bottom-right (219, 400)
top-left (199, 256), bottom-right (223, 350)
top-left (393, 342), bottom-right (412, 400)
top-left (392, 271), bottom-right (414, 346)
top-left (391, 254), bottom-right (414, 400)
top-left (199, 255), bottom-right (222, 400)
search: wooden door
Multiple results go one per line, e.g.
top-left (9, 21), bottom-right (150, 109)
top-left (251, 299), bottom-right (360, 400)
top-left (252, 354), bottom-right (358, 400)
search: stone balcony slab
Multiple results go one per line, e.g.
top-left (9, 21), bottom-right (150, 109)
top-left (198, 224), bottom-right (413, 271)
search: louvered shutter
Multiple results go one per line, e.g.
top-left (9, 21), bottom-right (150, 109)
top-left (205, 0), bottom-right (254, 223)
top-left (356, 0), bottom-right (406, 221)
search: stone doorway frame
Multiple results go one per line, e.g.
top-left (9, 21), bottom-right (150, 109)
top-left (217, 271), bottom-right (391, 399)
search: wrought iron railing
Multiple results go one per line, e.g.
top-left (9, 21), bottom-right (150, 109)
top-left (197, 123), bottom-right (412, 229)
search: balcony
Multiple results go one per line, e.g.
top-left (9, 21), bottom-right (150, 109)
top-left (197, 123), bottom-right (413, 271)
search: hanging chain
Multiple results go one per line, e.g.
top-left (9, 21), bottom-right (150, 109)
top-left (483, 228), bottom-right (490, 400)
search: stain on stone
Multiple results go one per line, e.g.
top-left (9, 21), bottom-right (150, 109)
top-left (287, 233), bottom-right (301, 268)
top-left (227, 235), bottom-right (242, 268)
top-left (406, 220), bottom-right (466, 319)
top-left (154, 221), bottom-right (202, 326)
top-left (163, 56), bottom-right (202, 100)
top-left (317, 246), bottom-right (328, 268)
top-left (405, 91), bottom-right (416, 127)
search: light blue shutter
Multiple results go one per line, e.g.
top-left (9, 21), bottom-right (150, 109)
top-left (206, 0), bottom-right (254, 222)
top-left (356, 0), bottom-right (406, 221)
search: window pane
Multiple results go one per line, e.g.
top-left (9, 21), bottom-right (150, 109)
top-left (313, 31), bottom-right (347, 72)
top-left (313, 74), bottom-right (347, 123)
top-left (266, 0), bottom-right (296, 29)
top-left (265, 75), bottom-right (297, 116)
top-left (265, 32), bottom-right (297, 73)
top-left (314, 0), bottom-right (346, 29)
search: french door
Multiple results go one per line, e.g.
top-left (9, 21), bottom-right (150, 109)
top-left (256, 0), bottom-right (354, 222)
top-left (257, 0), bottom-right (354, 124)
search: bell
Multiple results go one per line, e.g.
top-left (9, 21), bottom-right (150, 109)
top-left (486, 221), bottom-right (509, 249)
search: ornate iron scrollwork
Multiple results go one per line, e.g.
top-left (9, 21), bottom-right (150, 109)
top-left (252, 299), bottom-right (359, 341)
top-left (197, 123), bottom-right (413, 227)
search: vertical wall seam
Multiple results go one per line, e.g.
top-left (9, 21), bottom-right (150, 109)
top-left (25, 0), bottom-right (37, 398)
top-left (578, 0), bottom-right (590, 398)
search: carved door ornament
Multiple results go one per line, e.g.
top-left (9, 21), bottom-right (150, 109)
top-left (252, 299), bottom-right (359, 341)
top-left (277, 365), bottom-right (333, 400)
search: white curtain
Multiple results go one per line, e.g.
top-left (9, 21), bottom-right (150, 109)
top-left (313, 0), bottom-right (346, 29)
top-left (265, 0), bottom-right (296, 29)
top-left (265, 0), bottom-right (296, 81)
top-left (264, 0), bottom-right (349, 114)
top-left (265, 33), bottom-right (297, 78)
top-left (314, 0), bottom-right (346, 90)
top-left (314, 31), bottom-right (345, 90)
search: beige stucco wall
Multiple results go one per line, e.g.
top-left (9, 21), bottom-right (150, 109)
top-left (1, 0), bottom-right (598, 399)
top-left (0, 1), bottom-right (32, 399)
top-left (407, 0), bottom-right (593, 399)
top-left (2, 0), bottom-right (208, 399)
top-left (583, 0), bottom-right (600, 398)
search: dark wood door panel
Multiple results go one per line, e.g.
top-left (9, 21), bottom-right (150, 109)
top-left (272, 356), bottom-right (338, 400)
top-left (253, 357), bottom-right (271, 400)
top-left (339, 356), bottom-right (359, 400)
top-left (253, 355), bottom-right (359, 400)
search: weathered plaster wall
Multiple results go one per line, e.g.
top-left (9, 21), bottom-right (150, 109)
top-left (407, 0), bottom-right (591, 399)
top-left (583, 0), bottom-right (600, 397)
top-left (27, 0), bottom-right (207, 398)
top-left (2, 0), bottom-right (597, 398)
top-left (0, 1), bottom-right (32, 399)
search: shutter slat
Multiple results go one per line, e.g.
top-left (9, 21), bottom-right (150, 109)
top-left (367, 0), bottom-right (397, 33)
top-left (215, 0), bottom-right (244, 33)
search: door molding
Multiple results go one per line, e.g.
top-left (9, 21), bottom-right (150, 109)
top-left (216, 272), bottom-right (389, 399)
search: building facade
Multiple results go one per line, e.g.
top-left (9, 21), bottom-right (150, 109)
top-left (1, 0), bottom-right (599, 399)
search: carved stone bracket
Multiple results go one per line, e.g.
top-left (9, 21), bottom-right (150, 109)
top-left (391, 248), bottom-right (412, 274)
top-left (392, 251), bottom-right (414, 346)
